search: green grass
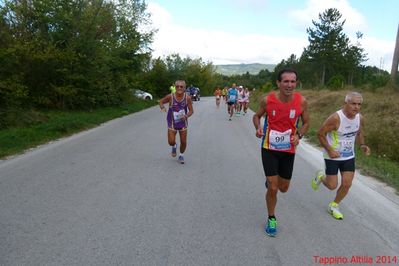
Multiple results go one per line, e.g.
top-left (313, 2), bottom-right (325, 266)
top-left (250, 88), bottom-right (399, 193)
top-left (0, 100), bottom-right (156, 159)
top-left (355, 149), bottom-right (399, 191)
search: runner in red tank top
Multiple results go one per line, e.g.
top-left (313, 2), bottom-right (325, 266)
top-left (252, 68), bottom-right (310, 237)
top-left (262, 91), bottom-right (303, 153)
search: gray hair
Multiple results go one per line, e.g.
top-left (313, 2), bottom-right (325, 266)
top-left (175, 80), bottom-right (186, 87)
top-left (345, 92), bottom-right (363, 103)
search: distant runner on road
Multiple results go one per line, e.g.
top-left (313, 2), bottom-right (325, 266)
top-left (214, 86), bottom-right (222, 108)
top-left (159, 80), bottom-right (194, 164)
top-left (227, 83), bottom-right (238, 121)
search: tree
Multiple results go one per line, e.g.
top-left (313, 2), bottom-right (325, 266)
top-left (273, 54), bottom-right (299, 80)
top-left (302, 8), bottom-right (366, 86)
top-left (135, 55), bottom-right (221, 97)
top-left (344, 42), bottom-right (367, 85)
top-left (143, 57), bottom-right (170, 97)
top-left (391, 23), bottom-right (399, 86)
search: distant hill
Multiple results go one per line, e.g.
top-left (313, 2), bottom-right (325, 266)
top-left (215, 63), bottom-right (275, 76)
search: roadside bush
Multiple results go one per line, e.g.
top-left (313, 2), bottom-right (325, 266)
top-left (327, 75), bottom-right (345, 90)
top-left (0, 108), bottom-right (49, 130)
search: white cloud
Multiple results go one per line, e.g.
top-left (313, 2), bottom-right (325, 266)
top-left (290, 0), bottom-right (368, 34)
top-left (222, 0), bottom-right (269, 12)
top-left (148, 3), bottom-right (307, 65)
top-left (361, 37), bottom-right (394, 71)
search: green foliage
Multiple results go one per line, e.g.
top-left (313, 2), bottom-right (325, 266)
top-left (216, 68), bottom-right (273, 91)
top-left (353, 66), bottom-right (390, 90)
top-left (304, 8), bottom-right (349, 84)
top-left (327, 74), bottom-right (345, 89)
top-left (0, 0), bottom-right (154, 112)
top-left (137, 54), bottom-right (222, 97)
top-left (260, 81), bottom-right (274, 92)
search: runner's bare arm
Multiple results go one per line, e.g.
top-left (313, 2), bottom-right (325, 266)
top-left (253, 97), bottom-right (267, 138)
top-left (159, 94), bottom-right (171, 112)
top-left (356, 114), bottom-right (371, 155)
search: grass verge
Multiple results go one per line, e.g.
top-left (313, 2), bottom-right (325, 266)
top-left (0, 100), bottom-right (156, 159)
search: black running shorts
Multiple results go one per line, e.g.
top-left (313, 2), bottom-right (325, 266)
top-left (261, 148), bottom-right (295, 180)
top-left (324, 158), bottom-right (355, 175)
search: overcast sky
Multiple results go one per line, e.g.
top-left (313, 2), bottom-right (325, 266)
top-left (146, 0), bottom-right (398, 71)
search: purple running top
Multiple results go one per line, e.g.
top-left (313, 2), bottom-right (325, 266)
top-left (167, 93), bottom-right (188, 130)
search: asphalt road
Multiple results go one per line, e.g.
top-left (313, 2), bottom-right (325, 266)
top-left (1, 97), bottom-right (398, 266)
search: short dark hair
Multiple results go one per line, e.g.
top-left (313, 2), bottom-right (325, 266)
top-left (277, 68), bottom-right (298, 81)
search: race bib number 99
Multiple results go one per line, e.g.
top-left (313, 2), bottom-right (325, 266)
top-left (269, 129), bottom-right (292, 150)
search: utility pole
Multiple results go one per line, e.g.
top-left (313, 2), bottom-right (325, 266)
top-left (391, 23), bottom-right (399, 86)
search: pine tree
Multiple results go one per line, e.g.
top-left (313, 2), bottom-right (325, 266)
top-left (302, 8), bottom-right (366, 86)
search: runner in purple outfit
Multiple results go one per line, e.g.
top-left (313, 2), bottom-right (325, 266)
top-left (159, 80), bottom-right (194, 164)
top-left (167, 94), bottom-right (188, 130)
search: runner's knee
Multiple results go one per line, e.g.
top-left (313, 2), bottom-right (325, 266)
top-left (267, 184), bottom-right (278, 194)
top-left (168, 140), bottom-right (175, 146)
top-left (341, 179), bottom-right (353, 189)
top-left (279, 184), bottom-right (289, 193)
top-left (325, 181), bottom-right (338, 190)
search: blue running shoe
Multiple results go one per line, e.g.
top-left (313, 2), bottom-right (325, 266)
top-left (178, 155), bottom-right (184, 164)
top-left (265, 218), bottom-right (277, 237)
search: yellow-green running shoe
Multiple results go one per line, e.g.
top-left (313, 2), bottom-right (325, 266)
top-left (311, 170), bottom-right (324, 191)
top-left (328, 202), bottom-right (344, 220)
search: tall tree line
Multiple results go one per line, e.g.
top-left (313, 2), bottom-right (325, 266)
top-left (139, 54), bottom-right (222, 98)
top-left (273, 8), bottom-right (391, 89)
